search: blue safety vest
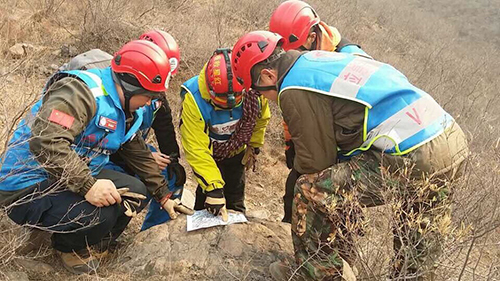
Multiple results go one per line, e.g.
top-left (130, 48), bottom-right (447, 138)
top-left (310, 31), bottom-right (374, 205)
top-left (279, 51), bottom-right (454, 156)
top-left (180, 76), bottom-right (244, 142)
top-left (0, 67), bottom-right (144, 191)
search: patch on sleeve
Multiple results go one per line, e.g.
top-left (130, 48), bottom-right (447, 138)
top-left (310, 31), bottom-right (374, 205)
top-left (48, 109), bottom-right (75, 129)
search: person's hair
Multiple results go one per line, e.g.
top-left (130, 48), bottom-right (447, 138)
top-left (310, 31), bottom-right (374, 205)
top-left (250, 46), bottom-right (285, 85)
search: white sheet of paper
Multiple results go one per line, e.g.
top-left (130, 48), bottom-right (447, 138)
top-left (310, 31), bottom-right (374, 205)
top-left (186, 210), bottom-right (248, 232)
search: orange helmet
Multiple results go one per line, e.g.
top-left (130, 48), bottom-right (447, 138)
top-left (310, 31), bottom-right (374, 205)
top-left (269, 0), bottom-right (320, 51)
top-left (139, 30), bottom-right (181, 75)
top-left (205, 48), bottom-right (244, 109)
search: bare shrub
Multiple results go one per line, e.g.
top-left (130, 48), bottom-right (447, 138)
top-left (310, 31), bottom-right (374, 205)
top-left (0, 0), bottom-right (499, 279)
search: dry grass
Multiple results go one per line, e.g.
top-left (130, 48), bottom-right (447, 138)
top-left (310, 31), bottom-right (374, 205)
top-left (0, 0), bottom-right (499, 279)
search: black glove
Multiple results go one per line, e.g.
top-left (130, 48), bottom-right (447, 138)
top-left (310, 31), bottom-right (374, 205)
top-left (205, 188), bottom-right (228, 221)
top-left (285, 140), bottom-right (296, 169)
top-left (167, 153), bottom-right (186, 187)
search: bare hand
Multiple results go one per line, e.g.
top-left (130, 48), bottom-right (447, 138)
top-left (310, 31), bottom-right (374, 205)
top-left (85, 179), bottom-right (121, 207)
top-left (152, 152), bottom-right (171, 170)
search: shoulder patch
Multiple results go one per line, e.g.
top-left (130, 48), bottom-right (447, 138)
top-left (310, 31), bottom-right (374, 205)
top-left (48, 109), bottom-right (75, 129)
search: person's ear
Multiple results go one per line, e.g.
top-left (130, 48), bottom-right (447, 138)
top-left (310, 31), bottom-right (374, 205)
top-left (261, 68), bottom-right (278, 84)
top-left (308, 32), bottom-right (317, 45)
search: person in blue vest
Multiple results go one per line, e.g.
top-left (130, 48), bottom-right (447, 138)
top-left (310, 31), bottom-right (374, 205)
top-left (268, 0), bottom-right (371, 224)
top-left (94, 30), bottom-right (187, 231)
top-left (0, 40), bottom-right (193, 274)
top-left (232, 31), bottom-right (469, 280)
top-left (179, 48), bottom-right (270, 220)
top-left (57, 30), bottom-right (187, 232)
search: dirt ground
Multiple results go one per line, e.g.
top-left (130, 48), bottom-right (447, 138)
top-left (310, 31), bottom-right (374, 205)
top-left (0, 0), bottom-right (499, 280)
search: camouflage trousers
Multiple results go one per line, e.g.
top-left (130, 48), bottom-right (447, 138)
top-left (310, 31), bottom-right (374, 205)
top-left (291, 153), bottom-right (453, 280)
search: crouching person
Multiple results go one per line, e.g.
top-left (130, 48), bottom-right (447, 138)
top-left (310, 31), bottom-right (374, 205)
top-left (0, 40), bottom-right (192, 274)
top-left (232, 31), bottom-right (469, 280)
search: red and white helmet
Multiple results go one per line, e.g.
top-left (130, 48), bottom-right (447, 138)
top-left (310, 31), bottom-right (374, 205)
top-left (139, 30), bottom-right (181, 75)
top-left (111, 40), bottom-right (171, 93)
top-left (232, 31), bottom-right (284, 90)
top-left (205, 48), bottom-right (244, 109)
top-left (111, 40), bottom-right (172, 113)
top-left (269, 0), bottom-right (320, 51)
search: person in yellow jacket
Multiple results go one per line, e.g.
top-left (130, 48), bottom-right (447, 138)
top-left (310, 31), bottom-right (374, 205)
top-left (179, 48), bottom-right (270, 219)
top-left (269, 0), bottom-right (371, 223)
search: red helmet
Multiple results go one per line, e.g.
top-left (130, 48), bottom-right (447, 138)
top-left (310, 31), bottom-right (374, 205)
top-left (205, 48), bottom-right (244, 109)
top-left (139, 30), bottom-right (181, 75)
top-left (111, 40), bottom-right (171, 93)
top-left (269, 0), bottom-right (320, 51)
top-left (232, 31), bottom-right (284, 90)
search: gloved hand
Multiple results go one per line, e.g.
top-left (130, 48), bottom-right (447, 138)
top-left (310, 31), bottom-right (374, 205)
top-left (205, 188), bottom-right (228, 222)
top-left (117, 188), bottom-right (147, 217)
top-left (241, 146), bottom-right (260, 172)
top-left (160, 193), bottom-right (194, 220)
top-left (285, 140), bottom-right (295, 169)
top-left (167, 153), bottom-right (186, 187)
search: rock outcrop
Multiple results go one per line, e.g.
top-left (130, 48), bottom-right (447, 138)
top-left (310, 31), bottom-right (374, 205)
top-left (119, 216), bottom-right (293, 280)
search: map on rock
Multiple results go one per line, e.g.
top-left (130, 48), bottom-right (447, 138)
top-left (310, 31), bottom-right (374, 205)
top-left (186, 210), bottom-right (248, 232)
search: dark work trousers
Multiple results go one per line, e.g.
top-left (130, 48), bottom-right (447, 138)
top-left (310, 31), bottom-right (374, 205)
top-left (7, 169), bottom-right (148, 253)
top-left (194, 151), bottom-right (246, 213)
top-left (283, 168), bottom-right (300, 223)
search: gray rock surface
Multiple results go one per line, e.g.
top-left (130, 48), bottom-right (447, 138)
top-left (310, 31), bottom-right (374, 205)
top-left (119, 216), bottom-right (293, 280)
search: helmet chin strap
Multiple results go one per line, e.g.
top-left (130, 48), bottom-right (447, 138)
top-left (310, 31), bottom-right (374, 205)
top-left (251, 84), bottom-right (277, 92)
top-left (112, 71), bottom-right (145, 118)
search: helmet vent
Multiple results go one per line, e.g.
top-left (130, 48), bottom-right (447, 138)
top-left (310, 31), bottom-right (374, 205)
top-left (257, 41), bottom-right (268, 52)
top-left (289, 34), bottom-right (299, 43)
top-left (114, 55), bottom-right (122, 65)
top-left (152, 75), bottom-right (162, 84)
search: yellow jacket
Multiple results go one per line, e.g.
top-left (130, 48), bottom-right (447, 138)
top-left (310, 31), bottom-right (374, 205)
top-left (180, 72), bottom-right (270, 192)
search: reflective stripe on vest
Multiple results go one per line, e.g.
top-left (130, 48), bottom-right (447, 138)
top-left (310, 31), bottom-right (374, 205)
top-left (279, 51), bottom-right (454, 156)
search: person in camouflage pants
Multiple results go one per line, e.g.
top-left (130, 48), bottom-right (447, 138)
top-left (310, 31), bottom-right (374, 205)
top-left (230, 30), bottom-right (469, 280)
top-left (291, 151), bottom-right (462, 280)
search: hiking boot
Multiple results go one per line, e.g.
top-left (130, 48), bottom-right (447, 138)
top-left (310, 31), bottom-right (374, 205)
top-left (59, 248), bottom-right (100, 275)
top-left (91, 248), bottom-right (109, 260)
top-left (269, 261), bottom-right (306, 281)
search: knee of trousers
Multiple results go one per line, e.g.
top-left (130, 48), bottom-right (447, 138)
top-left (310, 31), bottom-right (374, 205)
top-left (95, 204), bottom-right (122, 227)
top-left (124, 176), bottom-right (148, 196)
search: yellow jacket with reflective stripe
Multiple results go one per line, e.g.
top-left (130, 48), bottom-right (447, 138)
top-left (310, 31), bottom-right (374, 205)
top-left (180, 74), bottom-right (270, 192)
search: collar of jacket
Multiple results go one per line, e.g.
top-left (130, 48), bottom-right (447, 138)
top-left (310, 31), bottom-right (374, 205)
top-left (197, 62), bottom-right (212, 102)
top-left (275, 50), bottom-right (303, 90)
top-left (102, 67), bottom-right (125, 111)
